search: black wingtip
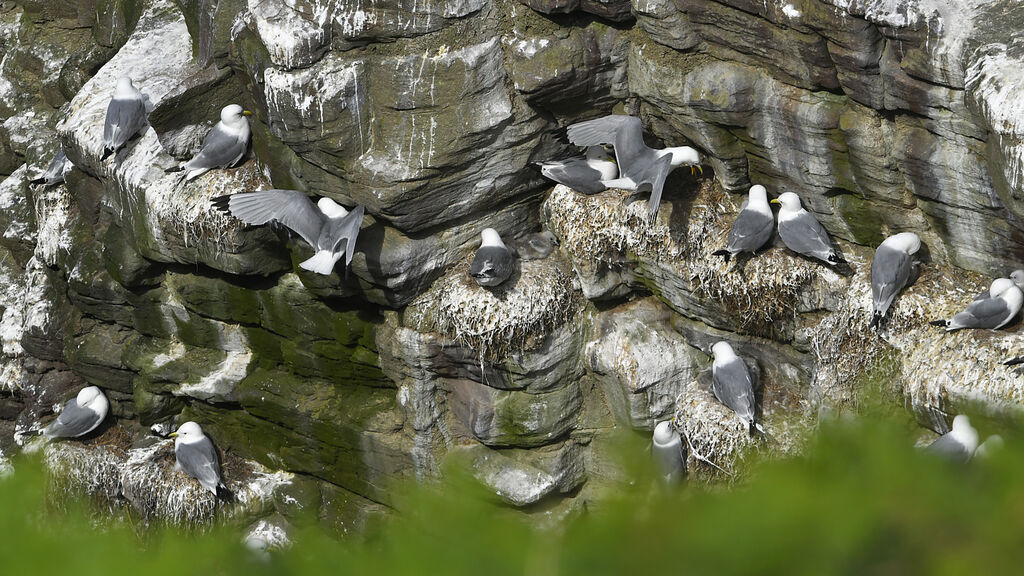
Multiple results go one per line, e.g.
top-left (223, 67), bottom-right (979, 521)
top-left (164, 165), bottom-right (183, 173)
top-left (928, 319), bottom-right (947, 327)
top-left (28, 177), bottom-right (45, 185)
top-left (869, 312), bottom-right (882, 329)
top-left (216, 484), bottom-right (235, 502)
top-left (828, 252), bottom-right (848, 265)
top-left (210, 194), bottom-right (232, 213)
top-left (100, 147), bottom-right (114, 160)
top-left (712, 249), bottom-right (731, 262)
top-left (1004, 357), bottom-right (1024, 367)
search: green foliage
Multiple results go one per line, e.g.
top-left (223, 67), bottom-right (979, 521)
top-left (4, 415), bottom-right (1024, 574)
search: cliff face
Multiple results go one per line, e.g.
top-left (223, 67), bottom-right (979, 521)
top-left (0, 0), bottom-right (1022, 532)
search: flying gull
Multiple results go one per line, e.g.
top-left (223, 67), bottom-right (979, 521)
top-left (712, 184), bottom-right (774, 262)
top-left (929, 277), bottom-right (1023, 331)
top-left (924, 414), bottom-right (978, 463)
top-left (170, 421), bottom-right (227, 496)
top-left (537, 146), bottom-right (617, 195)
top-left (41, 386), bottom-right (109, 440)
top-left (711, 341), bottom-right (764, 435)
top-left (29, 148), bottom-right (72, 188)
top-left (101, 77), bottom-right (148, 160)
top-left (167, 104), bottom-right (251, 181)
top-left (771, 192), bottom-right (846, 266)
top-left (213, 189), bottom-right (365, 275)
top-left (869, 232), bottom-right (921, 329)
top-left (566, 115), bottom-right (702, 220)
top-left (470, 228), bottom-right (514, 287)
top-left (652, 420), bottom-right (684, 483)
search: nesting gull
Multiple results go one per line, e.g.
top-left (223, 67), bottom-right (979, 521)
top-left (869, 232), bottom-right (921, 329)
top-left (170, 421), bottom-right (226, 496)
top-left (771, 192), bottom-right (846, 266)
top-left (167, 104), bottom-right (251, 181)
top-left (923, 415), bottom-right (978, 463)
top-left (711, 341), bottom-right (764, 435)
top-left (213, 189), bottom-right (365, 275)
top-left (29, 148), bottom-right (72, 188)
top-left (41, 386), bottom-right (109, 440)
top-left (651, 420), bottom-right (684, 483)
top-left (470, 228), bottom-right (514, 287)
top-left (537, 146), bottom-right (618, 195)
top-left (712, 184), bottom-right (774, 262)
top-left (101, 77), bottom-right (148, 160)
top-left (929, 277), bottom-right (1023, 331)
top-left (510, 230), bottom-right (559, 261)
top-left (566, 115), bottom-right (702, 220)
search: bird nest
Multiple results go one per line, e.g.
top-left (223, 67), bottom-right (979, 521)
top-left (407, 258), bottom-right (583, 362)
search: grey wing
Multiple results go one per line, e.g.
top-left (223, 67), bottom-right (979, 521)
top-left (567, 115), bottom-right (647, 167)
top-left (954, 297), bottom-right (1011, 329)
top-left (45, 400), bottom-right (101, 438)
top-left (470, 246), bottom-right (514, 278)
top-left (712, 359), bottom-right (756, 423)
top-left (119, 98), bottom-right (148, 144)
top-left (214, 190), bottom-right (326, 248)
top-left (186, 124), bottom-right (246, 171)
top-left (325, 205), bottom-right (365, 266)
top-left (539, 158), bottom-right (607, 195)
top-left (870, 246), bottom-right (912, 316)
top-left (637, 153), bottom-right (674, 219)
top-left (779, 213), bottom-right (833, 259)
top-left (925, 434), bottom-right (970, 462)
top-left (177, 438), bottom-right (222, 491)
top-left (104, 98), bottom-right (146, 149)
top-left (728, 208), bottom-right (774, 253)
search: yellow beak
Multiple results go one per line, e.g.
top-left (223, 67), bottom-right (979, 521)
top-left (770, 199), bottom-right (781, 205)
top-left (242, 110), bottom-right (252, 117)
top-left (690, 165), bottom-right (704, 176)
top-left (168, 432), bottom-right (178, 438)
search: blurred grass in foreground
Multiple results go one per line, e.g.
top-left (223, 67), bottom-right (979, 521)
top-left (4, 414), bottom-right (1024, 575)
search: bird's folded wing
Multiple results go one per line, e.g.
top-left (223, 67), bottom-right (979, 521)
top-left (187, 124), bottom-right (245, 170)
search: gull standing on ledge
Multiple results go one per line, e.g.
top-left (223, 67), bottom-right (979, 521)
top-left (29, 149), bottom-right (72, 188)
top-left (101, 77), bottom-right (148, 160)
top-left (924, 415), bottom-right (978, 463)
top-left (167, 104), bottom-right (251, 181)
top-left (712, 184), bottom-right (774, 262)
top-left (771, 192), bottom-right (846, 266)
top-left (652, 420), bottom-right (684, 483)
top-left (213, 190), bottom-right (365, 275)
top-left (170, 421), bottom-right (226, 496)
top-left (929, 276), bottom-right (1023, 331)
top-left (537, 146), bottom-right (618, 195)
top-left (470, 228), bottom-right (514, 287)
top-left (41, 386), bottom-right (109, 440)
top-left (566, 115), bottom-right (702, 220)
top-left (869, 232), bottom-right (921, 329)
top-left (711, 341), bottom-right (764, 435)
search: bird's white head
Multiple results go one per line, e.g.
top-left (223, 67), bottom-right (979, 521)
top-left (317, 197), bottom-right (349, 219)
top-left (666, 146), bottom-right (701, 167)
top-left (748, 184), bottom-right (769, 207)
top-left (480, 228), bottom-right (505, 248)
top-left (711, 341), bottom-right (738, 362)
top-left (114, 76), bottom-right (137, 97)
top-left (770, 191), bottom-right (803, 213)
top-left (77, 386), bottom-right (105, 409)
top-left (990, 277), bottom-right (1017, 298)
top-left (170, 421), bottom-right (206, 444)
top-left (220, 104), bottom-right (252, 128)
top-left (653, 420), bottom-right (677, 445)
top-left (1010, 269), bottom-right (1024, 290)
top-left (883, 232), bottom-right (921, 255)
top-left (950, 414), bottom-right (979, 454)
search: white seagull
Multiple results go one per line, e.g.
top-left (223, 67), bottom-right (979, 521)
top-left (41, 386), bottom-right (109, 440)
top-left (711, 341), bottom-right (764, 435)
top-left (924, 415), bottom-right (978, 463)
top-left (470, 228), bottom-right (514, 287)
top-left (869, 232), bottom-right (921, 329)
top-left (712, 184), bottom-right (775, 262)
top-left (651, 420), bottom-right (684, 483)
top-left (170, 421), bottom-right (226, 496)
top-left (101, 76), bottom-right (148, 160)
top-left (929, 277), bottom-right (1023, 331)
top-left (168, 104), bottom-right (251, 181)
top-left (771, 192), bottom-right (846, 266)
top-left (537, 146), bottom-right (618, 195)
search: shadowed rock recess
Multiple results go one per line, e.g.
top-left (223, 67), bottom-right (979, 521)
top-left (1, 0), bottom-right (1023, 532)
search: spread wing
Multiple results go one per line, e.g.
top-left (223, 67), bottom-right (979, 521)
top-left (186, 124), bottom-right (246, 171)
top-left (212, 189), bottom-right (326, 249)
top-left (325, 204), bottom-right (365, 266)
top-left (636, 153), bottom-right (674, 220)
top-left (567, 115), bottom-right (648, 168)
top-left (176, 437), bottom-right (222, 492)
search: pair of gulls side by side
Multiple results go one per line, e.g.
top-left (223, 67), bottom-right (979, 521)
top-left (929, 270), bottom-right (1024, 332)
top-left (539, 115), bottom-right (702, 221)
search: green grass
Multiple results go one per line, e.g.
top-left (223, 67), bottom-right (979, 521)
top-left (4, 414), bottom-right (1024, 574)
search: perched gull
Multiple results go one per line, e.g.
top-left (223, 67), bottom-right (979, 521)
top-left (973, 269), bottom-right (1024, 300)
top-left (771, 192), bottom-right (846, 266)
top-left (41, 386), bottom-right (109, 440)
top-left (929, 277), bottom-right (1023, 331)
top-left (712, 184), bottom-right (774, 262)
top-left (510, 230), bottom-right (559, 261)
top-left (566, 115), bottom-right (702, 220)
top-left (924, 415), bottom-right (978, 463)
top-left (869, 232), bottom-right (921, 329)
top-left (101, 77), bottom-right (148, 160)
top-left (651, 420), bottom-right (684, 483)
top-left (470, 228), bottom-right (514, 287)
top-left (213, 190), bottom-right (365, 275)
top-left (711, 341), bottom-right (764, 435)
top-left (29, 148), bottom-right (72, 188)
top-left (167, 104), bottom-right (251, 181)
top-left (170, 421), bottom-right (226, 496)
top-left (537, 146), bottom-right (618, 195)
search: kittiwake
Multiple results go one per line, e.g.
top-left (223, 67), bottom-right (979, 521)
top-left (101, 77), bottom-right (148, 160)
top-left (566, 115), bottom-right (702, 220)
top-left (711, 341), bottom-right (764, 435)
top-left (869, 232), bottom-right (921, 329)
top-left (929, 277), bottom-right (1023, 331)
top-left (712, 184), bottom-right (774, 262)
top-left (213, 190), bottom-right (365, 275)
top-left (537, 146), bottom-right (618, 194)
top-left (470, 228), bottom-right (514, 287)
top-left (652, 420), bottom-right (684, 483)
top-left (168, 104), bottom-right (251, 181)
top-left (771, 192), bottom-right (846, 266)
top-left (41, 385), bottom-right (109, 440)
top-left (510, 230), bottom-right (559, 261)
top-left (170, 421), bottom-right (226, 496)
top-left (924, 414), bottom-right (978, 463)
top-left (29, 148), bottom-right (72, 188)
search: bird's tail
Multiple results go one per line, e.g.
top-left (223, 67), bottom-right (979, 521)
top-left (100, 147), bottom-right (114, 160)
top-left (711, 249), bottom-right (731, 262)
top-left (869, 311), bottom-right (883, 329)
top-left (28, 177), bottom-right (46, 186)
top-left (827, 252), bottom-right (847, 265)
top-left (164, 165), bottom-right (184, 173)
top-left (299, 251), bottom-right (341, 275)
top-left (216, 484), bottom-right (235, 502)
top-left (929, 319), bottom-right (949, 328)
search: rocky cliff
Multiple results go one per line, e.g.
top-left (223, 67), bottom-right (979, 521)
top-left (0, 0), bottom-right (1022, 535)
